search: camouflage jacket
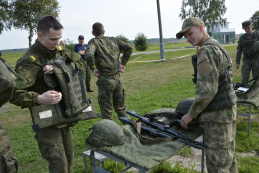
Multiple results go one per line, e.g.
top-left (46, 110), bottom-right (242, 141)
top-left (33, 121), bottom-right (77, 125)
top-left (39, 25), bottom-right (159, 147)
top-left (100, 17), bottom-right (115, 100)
top-left (236, 31), bottom-right (259, 64)
top-left (85, 34), bottom-right (133, 74)
top-left (10, 39), bottom-right (82, 108)
top-left (188, 37), bottom-right (236, 123)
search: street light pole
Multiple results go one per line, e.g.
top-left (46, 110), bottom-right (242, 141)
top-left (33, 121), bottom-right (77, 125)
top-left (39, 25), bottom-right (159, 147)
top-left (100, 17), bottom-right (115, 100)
top-left (156, 0), bottom-right (165, 61)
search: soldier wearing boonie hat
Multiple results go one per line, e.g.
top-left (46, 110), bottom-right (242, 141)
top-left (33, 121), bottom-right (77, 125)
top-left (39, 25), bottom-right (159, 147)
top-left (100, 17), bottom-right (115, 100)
top-left (178, 17), bottom-right (238, 173)
top-left (236, 19), bottom-right (259, 84)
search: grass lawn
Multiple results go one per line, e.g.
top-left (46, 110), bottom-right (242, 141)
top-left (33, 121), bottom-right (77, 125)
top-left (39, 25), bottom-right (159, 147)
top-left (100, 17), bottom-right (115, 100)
top-left (1, 42), bottom-right (258, 173)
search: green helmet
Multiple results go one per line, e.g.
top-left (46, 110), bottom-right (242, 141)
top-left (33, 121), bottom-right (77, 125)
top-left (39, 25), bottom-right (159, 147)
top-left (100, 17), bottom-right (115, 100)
top-left (175, 98), bottom-right (195, 116)
top-left (252, 41), bottom-right (259, 55)
top-left (86, 119), bottom-right (125, 148)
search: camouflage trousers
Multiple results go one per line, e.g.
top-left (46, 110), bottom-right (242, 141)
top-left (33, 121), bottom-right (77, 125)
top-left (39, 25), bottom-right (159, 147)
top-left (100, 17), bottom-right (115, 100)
top-left (35, 126), bottom-right (74, 173)
top-left (0, 121), bottom-right (18, 173)
top-left (241, 57), bottom-right (259, 83)
top-left (203, 120), bottom-right (238, 173)
top-left (96, 74), bottom-right (129, 122)
top-left (82, 61), bottom-right (91, 89)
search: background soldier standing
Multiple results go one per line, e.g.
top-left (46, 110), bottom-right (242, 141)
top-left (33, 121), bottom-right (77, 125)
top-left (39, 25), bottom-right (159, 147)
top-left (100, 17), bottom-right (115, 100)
top-left (74, 35), bottom-right (94, 92)
top-left (236, 20), bottom-right (259, 83)
top-left (0, 57), bottom-right (18, 173)
top-left (10, 16), bottom-right (75, 173)
top-left (85, 22), bottom-right (133, 122)
top-left (177, 17), bottom-right (238, 173)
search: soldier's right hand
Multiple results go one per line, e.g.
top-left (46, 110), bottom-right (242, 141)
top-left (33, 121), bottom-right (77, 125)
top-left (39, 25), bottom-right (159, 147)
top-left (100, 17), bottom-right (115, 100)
top-left (36, 91), bottom-right (62, 105)
top-left (93, 68), bottom-right (100, 77)
top-left (236, 64), bottom-right (239, 69)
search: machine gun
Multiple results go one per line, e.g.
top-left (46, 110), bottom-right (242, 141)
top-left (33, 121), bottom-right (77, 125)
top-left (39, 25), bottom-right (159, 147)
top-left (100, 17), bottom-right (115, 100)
top-left (119, 117), bottom-right (204, 150)
top-left (126, 110), bottom-right (209, 149)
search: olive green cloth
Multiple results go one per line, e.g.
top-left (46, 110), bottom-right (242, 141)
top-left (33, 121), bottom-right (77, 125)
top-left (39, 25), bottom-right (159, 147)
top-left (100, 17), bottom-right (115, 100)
top-left (86, 124), bottom-right (203, 170)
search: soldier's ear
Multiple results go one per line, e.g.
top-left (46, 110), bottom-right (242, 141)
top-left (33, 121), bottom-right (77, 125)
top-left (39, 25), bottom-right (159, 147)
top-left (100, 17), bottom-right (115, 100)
top-left (38, 32), bottom-right (42, 41)
top-left (103, 30), bottom-right (105, 34)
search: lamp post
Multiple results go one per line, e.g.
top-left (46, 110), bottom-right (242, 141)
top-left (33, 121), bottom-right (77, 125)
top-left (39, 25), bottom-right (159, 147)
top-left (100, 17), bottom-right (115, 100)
top-left (156, 0), bottom-right (165, 61)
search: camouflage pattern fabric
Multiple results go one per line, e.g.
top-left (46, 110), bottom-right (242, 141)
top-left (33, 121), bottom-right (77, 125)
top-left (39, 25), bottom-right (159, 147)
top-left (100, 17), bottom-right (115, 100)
top-left (9, 40), bottom-right (75, 172)
top-left (236, 32), bottom-right (259, 83)
top-left (203, 111), bottom-right (238, 173)
top-left (188, 37), bottom-right (237, 172)
top-left (0, 121), bottom-right (18, 173)
top-left (85, 34), bottom-right (133, 73)
top-left (82, 61), bottom-right (91, 89)
top-left (85, 34), bottom-right (132, 121)
top-left (86, 124), bottom-right (203, 170)
top-left (241, 58), bottom-right (259, 83)
top-left (97, 74), bottom-right (129, 120)
top-left (0, 58), bottom-right (16, 107)
top-left (35, 126), bottom-right (74, 173)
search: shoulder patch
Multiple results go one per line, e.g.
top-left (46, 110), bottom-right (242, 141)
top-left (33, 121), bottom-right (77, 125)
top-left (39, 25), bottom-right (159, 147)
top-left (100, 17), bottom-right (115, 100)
top-left (197, 52), bottom-right (213, 77)
top-left (30, 55), bottom-right (36, 61)
top-left (57, 45), bottom-right (64, 51)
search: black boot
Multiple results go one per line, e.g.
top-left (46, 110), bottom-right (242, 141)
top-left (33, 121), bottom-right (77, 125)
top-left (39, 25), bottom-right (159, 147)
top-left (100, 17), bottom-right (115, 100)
top-left (87, 87), bottom-right (94, 92)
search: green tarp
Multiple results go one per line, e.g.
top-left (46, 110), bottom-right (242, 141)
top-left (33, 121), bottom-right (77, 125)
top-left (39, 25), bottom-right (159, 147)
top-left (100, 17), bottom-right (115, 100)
top-left (87, 124), bottom-right (203, 170)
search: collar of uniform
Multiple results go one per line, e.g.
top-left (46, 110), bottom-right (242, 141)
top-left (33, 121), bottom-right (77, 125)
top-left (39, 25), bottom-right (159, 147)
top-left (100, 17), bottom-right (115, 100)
top-left (96, 34), bottom-right (104, 38)
top-left (203, 37), bottom-right (214, 45)
top-left (33, 39), bottom-right (58, 60)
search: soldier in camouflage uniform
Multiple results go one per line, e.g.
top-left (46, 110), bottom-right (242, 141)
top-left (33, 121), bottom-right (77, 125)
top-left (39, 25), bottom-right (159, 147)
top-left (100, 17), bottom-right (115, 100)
top-left (177, 17), bottom-right (238, 173)
top-left (0, 58), bottom-right (18, 173)
top-left (236, 20), bottom-right (259, 83)
top-left (9, 16), bottom-right (75, 173)
top-left (85, 22), bottom-right (133, 122)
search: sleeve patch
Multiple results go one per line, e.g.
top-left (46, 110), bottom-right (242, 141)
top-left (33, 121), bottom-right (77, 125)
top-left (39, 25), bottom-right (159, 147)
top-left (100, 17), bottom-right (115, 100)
top-left (197, 58), bottom-right (213, 77)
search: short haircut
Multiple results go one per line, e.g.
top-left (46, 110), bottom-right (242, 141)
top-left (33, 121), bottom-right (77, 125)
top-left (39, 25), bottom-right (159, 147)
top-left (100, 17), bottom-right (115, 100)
top-left (37, 15), bottom-right (63, 35)
top-left (92, 22), bottom-right (104, 36)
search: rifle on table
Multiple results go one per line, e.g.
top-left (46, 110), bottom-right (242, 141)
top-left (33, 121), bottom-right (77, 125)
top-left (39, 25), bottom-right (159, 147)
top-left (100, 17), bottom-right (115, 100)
top-left (126, 110), bottom-right (209, 149)
top-left (119, 117), bottom-right (204, 150)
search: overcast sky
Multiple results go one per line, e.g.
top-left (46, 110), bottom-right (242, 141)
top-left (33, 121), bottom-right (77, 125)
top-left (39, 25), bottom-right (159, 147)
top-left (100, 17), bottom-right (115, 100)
top-left (0, 0), bottom-right (258, 50)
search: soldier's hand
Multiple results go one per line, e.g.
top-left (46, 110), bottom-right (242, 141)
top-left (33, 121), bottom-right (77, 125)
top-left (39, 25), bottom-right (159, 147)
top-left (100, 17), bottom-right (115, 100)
top-left (36, 91), bottom-right (62, 105)
top-left (93, 69), bottom-right (100, 77)
top-left (236, 64), bottom-right (239, 69)
top-left (180, 114), bottom-right (193, 129)
top-left (120, 65), bottom-right (125, 73)
top-left (43, 65), bottom-right (54, 74)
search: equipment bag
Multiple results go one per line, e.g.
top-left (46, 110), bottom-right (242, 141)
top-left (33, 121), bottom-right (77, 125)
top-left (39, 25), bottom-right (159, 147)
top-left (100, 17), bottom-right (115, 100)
top-left (0, 57), bottom-right (16, 107)
top-left (235, 77), bottom-right (259, 100)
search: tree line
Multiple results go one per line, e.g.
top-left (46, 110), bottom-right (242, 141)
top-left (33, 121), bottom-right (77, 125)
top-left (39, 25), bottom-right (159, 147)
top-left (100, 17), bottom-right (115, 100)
top-left (1, 0), bottom-right (259, 50)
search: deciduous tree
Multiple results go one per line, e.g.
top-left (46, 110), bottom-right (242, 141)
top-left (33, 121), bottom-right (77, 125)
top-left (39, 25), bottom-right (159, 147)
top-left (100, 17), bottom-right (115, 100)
top-left (179, 0), bottom-right (227, 31)
top-left (0, 0), bottom-right (13, 34)
top-left (13, 0), bottom-right (60, 47)
top-left (251, 11), bottom-right (259, 32)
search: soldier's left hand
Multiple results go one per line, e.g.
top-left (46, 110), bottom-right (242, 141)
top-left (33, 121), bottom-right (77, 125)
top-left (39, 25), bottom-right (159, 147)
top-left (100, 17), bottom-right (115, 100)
top-left (180, 114), bottom-right (193, 129)
top-left (120, 65), bottom-right (125, 73)
top-left (43, 65), bottom-right (54, 74)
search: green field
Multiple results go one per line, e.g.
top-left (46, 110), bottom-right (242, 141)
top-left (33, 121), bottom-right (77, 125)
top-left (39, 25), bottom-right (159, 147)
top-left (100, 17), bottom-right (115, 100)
top-left (1, 42), bottom-right (259, 173)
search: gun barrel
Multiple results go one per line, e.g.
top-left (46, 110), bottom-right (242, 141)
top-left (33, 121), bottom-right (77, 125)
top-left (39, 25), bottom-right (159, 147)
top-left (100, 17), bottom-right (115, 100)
top-left (126, 110), bottom-right (209, 149)
top-left (119, 117), bottom-right (204, 150)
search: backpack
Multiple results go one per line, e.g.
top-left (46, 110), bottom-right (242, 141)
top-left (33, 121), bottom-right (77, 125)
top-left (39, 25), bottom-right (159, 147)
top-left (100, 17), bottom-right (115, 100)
top-left (0, 57), bottom-right (17, 107)
top-left (235, 77), bottom-right (259, 100)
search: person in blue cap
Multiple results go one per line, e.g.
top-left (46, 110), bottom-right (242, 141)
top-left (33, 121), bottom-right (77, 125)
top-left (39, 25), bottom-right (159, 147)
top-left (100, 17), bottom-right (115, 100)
top-left (74, 35), bottom-right (94, 92)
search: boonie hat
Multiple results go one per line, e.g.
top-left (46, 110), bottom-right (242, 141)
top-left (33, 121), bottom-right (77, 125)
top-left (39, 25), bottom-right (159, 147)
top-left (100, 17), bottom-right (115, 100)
top-left (242, 20), bottom-right (252, 29)
top-left (78, 35), bottom-right (84, 39)
top-left (176, 17), bottom-right (205, 39)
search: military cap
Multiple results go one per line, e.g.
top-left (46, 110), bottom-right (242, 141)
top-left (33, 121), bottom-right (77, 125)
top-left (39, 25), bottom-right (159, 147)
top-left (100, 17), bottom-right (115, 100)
top-left (176, 17), bottom-right (205, 39)
top-left (78, 35), bottom-right (84, 39)
top-left (242, 20), bottom-right (252, 29)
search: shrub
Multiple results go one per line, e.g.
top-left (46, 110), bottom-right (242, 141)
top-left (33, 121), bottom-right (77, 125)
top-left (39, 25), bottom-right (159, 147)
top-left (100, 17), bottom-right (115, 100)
top-left (116, 34), bottom-right (131, 45)
top-left (134, 32), bottom-right (149, 51)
